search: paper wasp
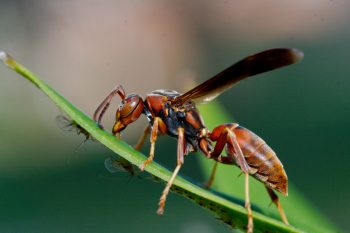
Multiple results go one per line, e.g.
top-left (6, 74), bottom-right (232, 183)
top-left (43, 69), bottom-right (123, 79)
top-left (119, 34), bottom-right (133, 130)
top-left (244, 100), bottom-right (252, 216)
top-left (93, 48), bottom-right (303, 233)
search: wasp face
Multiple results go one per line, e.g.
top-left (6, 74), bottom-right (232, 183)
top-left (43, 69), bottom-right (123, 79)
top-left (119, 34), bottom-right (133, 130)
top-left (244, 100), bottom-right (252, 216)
top-left (112, 94), bottom-right (144, 135)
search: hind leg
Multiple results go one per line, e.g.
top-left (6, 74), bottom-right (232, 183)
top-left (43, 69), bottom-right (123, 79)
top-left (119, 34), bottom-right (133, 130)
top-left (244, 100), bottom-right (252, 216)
top-left (208, 123), bottom-right (250, 173)
top-left (244, 171), bottom-right (253, 233)
top-left (204, 161), bottom-right (218, 189)
top-left (266, 186), bottom-right (289, 225)
top-left (209, 124), bottom-right (254, 233)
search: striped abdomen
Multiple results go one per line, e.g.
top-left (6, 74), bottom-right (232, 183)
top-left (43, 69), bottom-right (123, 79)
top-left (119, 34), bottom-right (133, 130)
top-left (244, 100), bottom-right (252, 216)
top-left (233, 126), bottom-right (288, 195)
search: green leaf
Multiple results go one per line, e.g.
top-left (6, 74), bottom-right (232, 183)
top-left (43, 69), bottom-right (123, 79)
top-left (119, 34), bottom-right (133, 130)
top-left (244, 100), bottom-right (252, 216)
top-left (0, 52), bottom-right (338, 233)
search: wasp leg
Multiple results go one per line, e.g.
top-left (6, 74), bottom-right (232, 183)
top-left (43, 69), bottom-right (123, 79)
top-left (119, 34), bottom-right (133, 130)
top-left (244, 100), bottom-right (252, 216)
top-left (209, 124), bottom-right (250, 173)
top-left (134, 125), bottom-right (150, 150)
top-left (157, 127), bottom-right (185, 215)
top-left (226, 128), bottom-right (251, 173)
top-left (245, 171), bottom-right (253, 233)
top-left (93, 85), bottom-right (126, 129)
top-left (139, 117), bottom-right (160, 171)
top-left (204, 161), bottom-right (218, 189)
top-left (209, 124), bottom-right (254, 232)
top-left (228, 127), bottom-right (254, 233)
top-left (266, 186), bottom-right (289, 225)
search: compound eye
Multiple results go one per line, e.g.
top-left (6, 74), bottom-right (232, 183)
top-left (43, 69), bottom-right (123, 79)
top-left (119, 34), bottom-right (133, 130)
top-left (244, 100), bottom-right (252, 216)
top-left (119, 96), bottom-right (138, 117)
top-left (118, 94), bottom-right (144, 123)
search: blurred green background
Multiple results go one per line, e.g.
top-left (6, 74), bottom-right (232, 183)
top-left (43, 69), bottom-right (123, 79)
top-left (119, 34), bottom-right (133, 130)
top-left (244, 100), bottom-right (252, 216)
top-left (0, 1), bottom-right (349, 232)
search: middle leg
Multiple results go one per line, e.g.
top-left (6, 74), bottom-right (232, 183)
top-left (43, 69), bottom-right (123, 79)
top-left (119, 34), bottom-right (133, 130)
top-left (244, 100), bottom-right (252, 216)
top-left (157, 127), bottom-right (185, 215)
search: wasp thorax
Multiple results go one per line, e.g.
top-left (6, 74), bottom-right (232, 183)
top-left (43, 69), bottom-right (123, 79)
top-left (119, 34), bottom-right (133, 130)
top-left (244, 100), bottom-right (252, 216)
top-left (113, 94), bottom-right (144, 134)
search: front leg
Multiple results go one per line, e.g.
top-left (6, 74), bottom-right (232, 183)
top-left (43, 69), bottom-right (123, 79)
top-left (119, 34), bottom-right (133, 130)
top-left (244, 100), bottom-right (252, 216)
top-left (139, 117), bottom-right (161, 171)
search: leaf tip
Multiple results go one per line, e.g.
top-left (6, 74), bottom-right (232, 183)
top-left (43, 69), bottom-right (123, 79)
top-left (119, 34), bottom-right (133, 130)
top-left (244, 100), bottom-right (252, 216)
top-left (0, 51), bottom-right (7, 61)
top-left (0, 51), bottom-right (16, 69)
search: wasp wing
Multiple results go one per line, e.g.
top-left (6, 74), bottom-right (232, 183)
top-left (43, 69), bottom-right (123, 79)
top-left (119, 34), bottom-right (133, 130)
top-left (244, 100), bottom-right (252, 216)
top-left (171, 48), bottom-right (303, 107)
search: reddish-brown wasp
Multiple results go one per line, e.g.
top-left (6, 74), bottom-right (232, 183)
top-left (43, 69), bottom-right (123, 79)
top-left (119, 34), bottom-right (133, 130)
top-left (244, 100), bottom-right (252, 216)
top-left (93, 48), bottom-right (303, 233)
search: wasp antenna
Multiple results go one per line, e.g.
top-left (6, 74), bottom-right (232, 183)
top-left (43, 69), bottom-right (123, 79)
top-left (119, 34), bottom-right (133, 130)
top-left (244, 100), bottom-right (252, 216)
top-left (93, 84), bottom-right (127, 128)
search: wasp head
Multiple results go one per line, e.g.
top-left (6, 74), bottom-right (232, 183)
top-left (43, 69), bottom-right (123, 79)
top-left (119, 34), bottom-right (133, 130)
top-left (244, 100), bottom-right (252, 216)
top-left (112, 94), bottom-right (144, 135)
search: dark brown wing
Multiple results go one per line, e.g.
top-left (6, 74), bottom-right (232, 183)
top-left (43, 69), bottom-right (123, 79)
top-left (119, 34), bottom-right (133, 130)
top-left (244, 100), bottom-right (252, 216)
top-left (171, 48), bottom-right (303, 107)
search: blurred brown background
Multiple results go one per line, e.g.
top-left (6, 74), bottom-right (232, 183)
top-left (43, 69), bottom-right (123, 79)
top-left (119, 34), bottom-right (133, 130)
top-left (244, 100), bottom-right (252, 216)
top-left (0, 1), bottom-right (349, 232)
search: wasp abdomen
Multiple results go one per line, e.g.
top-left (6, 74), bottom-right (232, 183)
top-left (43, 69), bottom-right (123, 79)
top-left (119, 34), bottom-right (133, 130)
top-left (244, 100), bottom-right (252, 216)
top-left (233, 126), bottom-right (288, 195)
